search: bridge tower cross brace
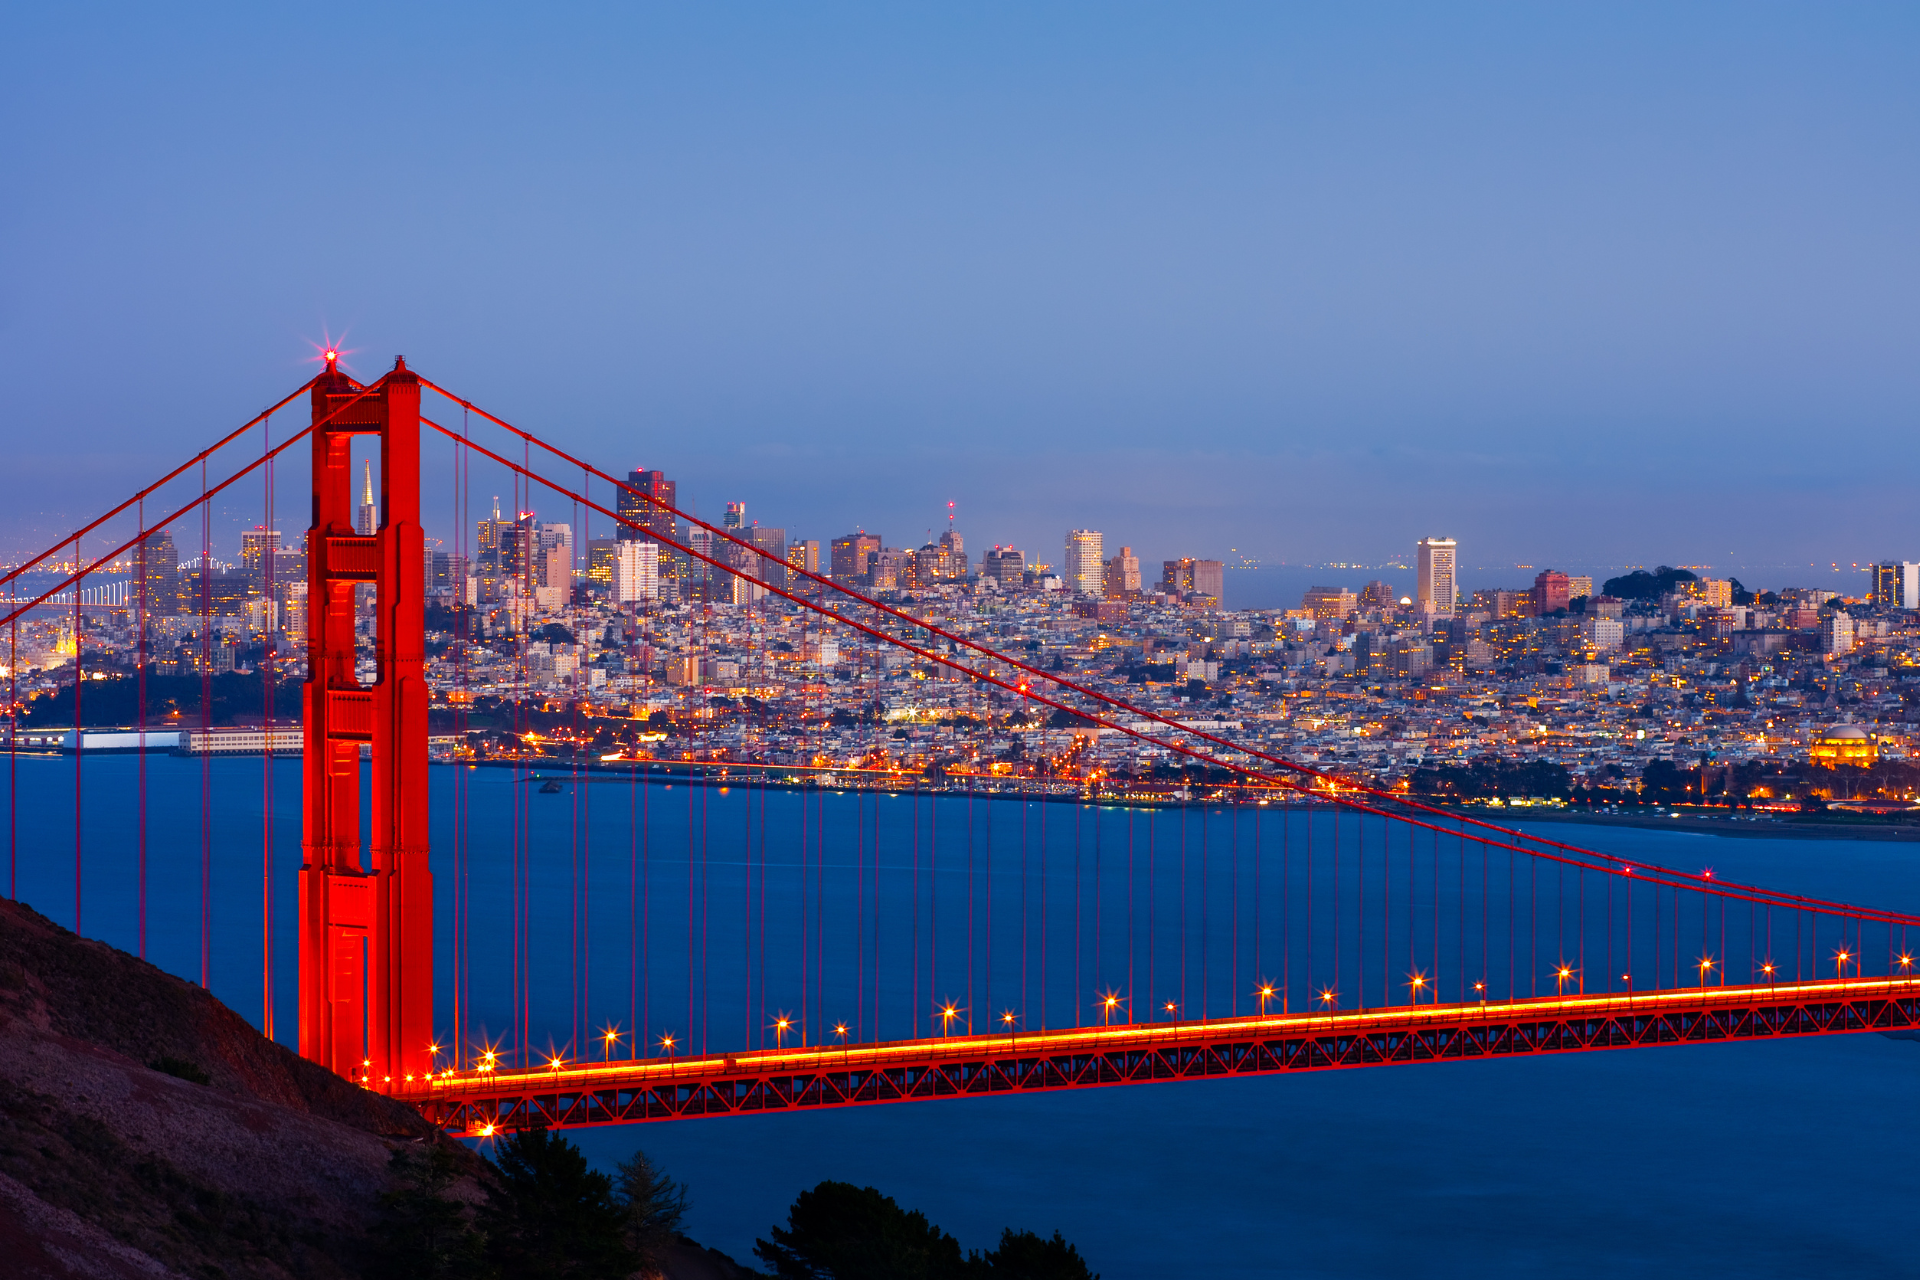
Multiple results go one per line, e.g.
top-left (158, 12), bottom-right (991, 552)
top-left (298, 355), bottom-right (433, 1090)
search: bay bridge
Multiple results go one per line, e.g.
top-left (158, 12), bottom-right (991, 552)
top-left (2, 353), bottom-right (1915, 1135)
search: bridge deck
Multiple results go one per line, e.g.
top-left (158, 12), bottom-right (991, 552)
top-left (400, 976), bottom-right (1920, 1134)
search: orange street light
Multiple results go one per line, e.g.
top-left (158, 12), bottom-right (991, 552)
top-left (1835, 948), bottom-right (1853, 980)
top-left (1554, 965), bottom-right (1575, 995)
top-left (1760, 961), bottom-right (1777, 984)
top-left (938, 1002), bottom-right (963, 1036)
top-left (1256, 983), bottom-right (1277, 1015)
top-left (658, 1032), bottom-right (677, 1057)
top-left (1098, 990), bottom-right (1123, 1026)
top-left (773, 1014), bottom-right (793, 1048)
top-left (1698, 956), bottom-right (1714, 988)
top-left (1407, 972), bottom-right (1429, 1004)
top-left (601, 1025), bottom-right (623, 1062)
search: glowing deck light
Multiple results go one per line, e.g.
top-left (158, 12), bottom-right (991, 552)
top-left (1901, 954), bottom-right (1915, 972)
top-left (1835, 949), bottom-right (1853, 978)
top-left (833, 1023), bottom-right (849, 1041)
top-left (1256, 983), bottom-right (1276, 1014)
top-left (1001, 1011), bottom-right (1017, 1029)
top-left (939, 1002), bottom-right (962, 1035)
top-left (547, 1056), bottom-right (565, 1071)
top-left (478, 1122), bottom-right (496, 1138)
top-left (659, 1033), bottom-right (677, 1055)
top-left (774, 1015), bottom-right (793, 1047)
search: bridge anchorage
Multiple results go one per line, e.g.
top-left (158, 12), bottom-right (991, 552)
top-left (1, 354), bottom-right (1915, 1132)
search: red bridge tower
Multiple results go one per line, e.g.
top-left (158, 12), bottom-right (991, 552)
top-left (299, 353), bottom-right (433, 1089)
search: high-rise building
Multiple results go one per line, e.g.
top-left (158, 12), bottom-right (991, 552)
top-left (356, 463), bottom-right (377, 536)
top-left (1697, 578), bottom-right (1733, 609)
top-left (786, 539), bottom-right (821, 578)
top-left (1359, 580), bottom-right (1397, 611)
top-left (1415, 537), bottom-right (1457, 619)
top-left (239, 527), bottom-right (283, 597)
top-left (612, 540), bottom-right (660, 603)
top-left (1823, 611), bottom-right (1855, 655)
top-left (134, 529), bottom-right (179, 618)
top-left (618, 470), bottom-right (676, 542)
top-left (1871, 562), bottom-right (1920, 609)
top-left (982, 547), bottom-right (1024, 585)
top-left (723, 502), bottom-right (747, 530)
top-left (1566, 575), bottom-right (1594, 601)
top-left (869, 548), bottom-right (911, 593)
top-left (1064, 530), bottom-right (1104, 597)
top-left (586, 538), bottom-right (618, 590)
top-left (1103, 547), bottom-right (1141, 597)
top-left (618, 469), bottom-right (683, 593)
top-left (1533, 570), bottom-right (1572, 615)
top-left (1163, 558), bottom-right (1225, 606)
top-left (1302, 586), bottom-right (1358, 621)
top-left (830, 533), bottom-right (882, 585)
top-left (746, 526), bottom-right (787, 590)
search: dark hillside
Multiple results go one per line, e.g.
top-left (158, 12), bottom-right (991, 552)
top-left (0, 896), bottom-right (472, 1279)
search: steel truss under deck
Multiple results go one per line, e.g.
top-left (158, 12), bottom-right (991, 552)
top-left (406, 977), bottom-right (1920, 1134)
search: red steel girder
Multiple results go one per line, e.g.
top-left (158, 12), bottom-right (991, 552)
top-left (404, 978), bottom-right (1920, 1134)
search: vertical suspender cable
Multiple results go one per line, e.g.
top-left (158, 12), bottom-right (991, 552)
top-left (262, 428), bottom-right (275, 1040)
top-left (73, 534), bottom-right (83, 937)
top-left (136, 500), bottom-right (148, 957)
top-left (200, 461), bottom-right (212, 987)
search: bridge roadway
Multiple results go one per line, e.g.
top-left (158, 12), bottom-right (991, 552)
top-left (404, 976), bottom-right (1920, 1134)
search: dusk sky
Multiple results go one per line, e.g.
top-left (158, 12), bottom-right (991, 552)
top-left (4, 5), bottom-right (1917, 579)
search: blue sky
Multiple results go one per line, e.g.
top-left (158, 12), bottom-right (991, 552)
top-left (3, 4), bottom-right (1916, 577)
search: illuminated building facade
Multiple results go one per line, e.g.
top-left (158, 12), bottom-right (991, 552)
top-left (1064, 530), bottom-right (1105, 597)
top-left (1809, 724), bottom-right (1876, 766)
top-left (1415, 537), bottom-right (1457, 618)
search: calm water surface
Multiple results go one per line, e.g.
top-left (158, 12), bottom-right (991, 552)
top-left (3, 755), bottom-right (1914, 1278)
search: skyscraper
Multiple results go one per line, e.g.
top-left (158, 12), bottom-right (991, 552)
top-left (1416, 537), bottom-right (1457, 619)
top-left (1871, 562), bottom-right (1919, 609)
top-left (617, 469), bottom-right (682, 594)
top-left (982, 547), bottom-right (1024, 585)
top-left (747, 527), bottom-right (788, 589)
top-left (1103, 546), bottom-right (1142, 597)
top-left (1064, 530), bottom-right (1104, 597)
top-left (135, 529), bottom-right (179, 618)
top-left (618, 469), bottom-right (677, 542)
top-left (787, 539), bottom-right (821, 577)
top-left (830, 533), bottom-right (882, 585)
top-left (1162, 557), bottom-right (1224, 607)
top-left (1533, 569), bottom-right (1571, 615)
top-left (240, 527), bottom-right (282, 597)
top-left (356, 463), bottom-right (377, 536)
top-left (612, 540), bottom-right (659, 603)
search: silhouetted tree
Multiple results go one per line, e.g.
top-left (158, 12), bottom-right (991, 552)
top-left (478, 1129), bottom-right (636, 1280)
top-left (616, 1147), bottom-right (689, 1275)
top-left (756, 1182), bottom-right (970, 1280)
top-left (369, 1144), bottom-right (481, 1280)
top-left (980, 1229), bottom-right (1097, 1280)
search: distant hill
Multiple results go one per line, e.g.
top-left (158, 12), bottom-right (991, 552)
top-left (1601, 566), bottom-right (1697, 600)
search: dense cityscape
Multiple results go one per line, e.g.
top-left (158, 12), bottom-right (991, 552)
top-left (7, 468), bottom-right (1916, 818)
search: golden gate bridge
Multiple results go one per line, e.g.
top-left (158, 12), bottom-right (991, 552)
top-left (1, 353), bottom-right (1915, 1136)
